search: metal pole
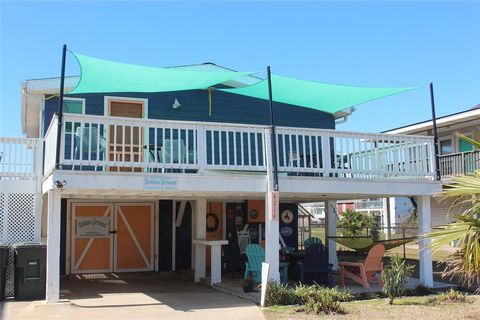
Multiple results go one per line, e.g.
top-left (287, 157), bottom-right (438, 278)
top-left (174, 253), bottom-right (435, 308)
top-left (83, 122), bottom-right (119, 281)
top-left (267, 66), bottom-right (279, 191)
top-left (55, 44), bottom-right (67, 169)
top-left (429, 82), bottom-right (441, 180)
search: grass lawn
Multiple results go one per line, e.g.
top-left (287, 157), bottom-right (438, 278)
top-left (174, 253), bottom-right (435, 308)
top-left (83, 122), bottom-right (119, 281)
top-left (263, 295), bottom-right (480, 320)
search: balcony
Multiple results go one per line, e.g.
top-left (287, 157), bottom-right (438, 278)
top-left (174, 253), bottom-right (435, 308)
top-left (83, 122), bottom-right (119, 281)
top-left (439, 150), bottom-right (480, 179)
top-left (0, 137), bottom-right (41, 180)
top-left (43, 114), bottom-right (437, 183)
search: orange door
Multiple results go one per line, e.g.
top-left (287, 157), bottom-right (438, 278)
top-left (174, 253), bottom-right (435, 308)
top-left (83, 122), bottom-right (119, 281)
top-left (114, 203), bottom-right (155, 272)
top-left (71, 202), bottom-right (155, 274)
top-left (72, 203), bottom-right (113, 273)
top-left (206, 202), bottom-right (223, 268)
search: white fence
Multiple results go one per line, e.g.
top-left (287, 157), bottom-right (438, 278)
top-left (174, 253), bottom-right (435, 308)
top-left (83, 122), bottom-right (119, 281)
top-left (44, 114), bottom-right (436, 181)
top-left (440, 150), bottom-right (480, 178)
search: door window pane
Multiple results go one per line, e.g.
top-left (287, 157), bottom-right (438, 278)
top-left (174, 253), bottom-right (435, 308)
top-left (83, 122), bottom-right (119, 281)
top-left (440, 139), bottom-right (453, 155)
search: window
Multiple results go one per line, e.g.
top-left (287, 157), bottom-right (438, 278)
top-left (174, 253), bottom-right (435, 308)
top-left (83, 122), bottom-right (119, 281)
top-left (439, 139), bottom-right (453, 155)
top-left (63, 98), bottom-right (85, 114)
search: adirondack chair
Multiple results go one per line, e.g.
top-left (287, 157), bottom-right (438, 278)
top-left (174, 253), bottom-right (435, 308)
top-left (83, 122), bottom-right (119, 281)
top-left (297, 243), bottom-right (333, 287)
top-left (304, 237), bottom-right (322, 250)
top-left (223, 240), bottom-right (244, 278)
top-left (244, 244), bottom-right (289, 283)
top-left (339, 244), bottom-right (385, 288)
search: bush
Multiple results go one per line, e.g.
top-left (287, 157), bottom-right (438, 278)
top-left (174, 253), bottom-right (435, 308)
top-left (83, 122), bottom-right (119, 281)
top-left (436, 289), bottom-right (467, 303)
top-left (337, 209), bottom-right (375, 236)
top-left (293, 284), bottom-right (353, 315)
top-left (382, 255), bottom-right (414, 305)
top-left (264, 282), bottom-right (295, 307)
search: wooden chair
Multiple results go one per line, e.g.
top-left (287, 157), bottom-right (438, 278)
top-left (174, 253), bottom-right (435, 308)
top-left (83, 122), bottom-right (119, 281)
top-left (304, 237), bottom-right (322, 250)
top-left (244, 244), bottom-right (289, 283)
top-left (339, 244), bottom-right (385, 288)
top-left (297, 243), bottom-right (333, 287)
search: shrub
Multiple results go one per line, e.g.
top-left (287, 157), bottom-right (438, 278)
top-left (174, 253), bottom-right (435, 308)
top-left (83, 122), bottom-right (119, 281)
top-left (293, 283), bottom-right (353, 315)
top-left (382, 255), bottom-right (414, 305)
top-left (337, 209), bottom-right (375, 236)
top-left (436, 289), bottom-right (467, 303)
top-left (264, 282), bottom-right (295, 307)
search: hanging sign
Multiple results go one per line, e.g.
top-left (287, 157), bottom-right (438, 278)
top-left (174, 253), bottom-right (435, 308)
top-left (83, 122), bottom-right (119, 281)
top-left (269, 191), bottom-right (280, 221)
top-left (76, 217), bottom-right (110, 238)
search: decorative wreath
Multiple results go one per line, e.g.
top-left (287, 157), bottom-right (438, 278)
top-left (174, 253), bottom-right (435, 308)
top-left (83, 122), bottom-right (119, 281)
top-left (206, 213), bottom-right (219, 233)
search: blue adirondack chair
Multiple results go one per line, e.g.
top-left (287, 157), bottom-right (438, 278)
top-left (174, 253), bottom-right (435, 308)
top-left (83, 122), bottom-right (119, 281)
top-left (297, 243), bottom-right (333, 287)
top-left (244, 244), bottom-right (289, 283)
top-left (304, 237), bottom-right (322, 250)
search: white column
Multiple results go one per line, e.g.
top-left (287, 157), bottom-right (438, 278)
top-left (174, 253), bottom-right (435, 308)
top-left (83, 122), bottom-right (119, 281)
top-left (210, 244), bottom-right (222, 285)
top-left (417, 195), bottom-right (433, 287)
top-left (264, 128), bottom-right (280, 283)
top-left (194, 198), bottom-right (206, 282)
top-left (265, 191), bottom-right (280, 282)
top-left (326, 200), bottom-right (338, 270)
top-left (46, 189), bottom-right (61, 303)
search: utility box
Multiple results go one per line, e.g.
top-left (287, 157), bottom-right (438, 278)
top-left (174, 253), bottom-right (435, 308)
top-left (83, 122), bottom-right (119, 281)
top-left (0, 244), bottom-right (8, 300)
top-left (12, 242), bottom-right (46, 300)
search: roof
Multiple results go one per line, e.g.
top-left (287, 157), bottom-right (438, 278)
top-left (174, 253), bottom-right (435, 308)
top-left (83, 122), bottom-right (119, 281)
top-left (383, 104), bottom-right (480, 134)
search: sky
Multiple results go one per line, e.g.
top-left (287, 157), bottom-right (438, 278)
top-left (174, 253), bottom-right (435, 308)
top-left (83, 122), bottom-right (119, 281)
top-left (1, 1), bottom-right (479, 137)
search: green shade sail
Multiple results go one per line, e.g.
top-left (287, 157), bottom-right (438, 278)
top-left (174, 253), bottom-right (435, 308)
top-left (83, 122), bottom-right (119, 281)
top-left (220, 74), bottom-right (416, 114)
top-left (69, 53), bottom-right (252, 94)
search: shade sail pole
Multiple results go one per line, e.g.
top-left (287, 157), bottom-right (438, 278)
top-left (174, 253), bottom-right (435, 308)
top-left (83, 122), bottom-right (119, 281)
top-left (429, 82), bottom-right (441, 180)
top-left (55, 44), bottom-right (67, 169)
top-left (267, 66), bottom-right (279, 191)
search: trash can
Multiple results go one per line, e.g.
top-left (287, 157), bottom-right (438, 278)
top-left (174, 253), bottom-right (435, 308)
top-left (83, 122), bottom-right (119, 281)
top-left (0, 244), bottom-right (8, 300)
top-left (12, 242), bottom-right (46, 300)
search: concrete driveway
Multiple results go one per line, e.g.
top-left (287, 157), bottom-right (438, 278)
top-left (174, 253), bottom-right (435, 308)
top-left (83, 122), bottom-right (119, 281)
top-left (1, 273), bottom-right (264, 320)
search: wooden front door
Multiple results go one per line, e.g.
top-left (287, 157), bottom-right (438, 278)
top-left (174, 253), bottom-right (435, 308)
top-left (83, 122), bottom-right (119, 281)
top-left (108, 99), bottom-right (144, 172)
top-left (71, 202), bottom-right (155, 274)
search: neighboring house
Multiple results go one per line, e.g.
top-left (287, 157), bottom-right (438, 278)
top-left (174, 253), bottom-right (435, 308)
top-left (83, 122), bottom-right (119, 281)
top-left (0, 55), bottom-right (441, 303)
top-left (384, 105), bottom-right (480, 226)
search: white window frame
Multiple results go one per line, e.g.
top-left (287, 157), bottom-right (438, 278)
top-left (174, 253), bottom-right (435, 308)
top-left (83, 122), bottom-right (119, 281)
top-left (438, 135), bottom-right (455, 155)
top-left (63, 97), bottom-right (86, 115)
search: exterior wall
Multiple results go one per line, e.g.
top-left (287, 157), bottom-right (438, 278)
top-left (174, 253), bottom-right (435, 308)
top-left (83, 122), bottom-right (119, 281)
top-left (430, 197), bottom-right (457, 227)
top-left (42, 90), bottom-right (335, 136)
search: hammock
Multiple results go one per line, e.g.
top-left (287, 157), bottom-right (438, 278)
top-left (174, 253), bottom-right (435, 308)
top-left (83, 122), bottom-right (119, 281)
top-left (329, 236), bottom-right (416, 253)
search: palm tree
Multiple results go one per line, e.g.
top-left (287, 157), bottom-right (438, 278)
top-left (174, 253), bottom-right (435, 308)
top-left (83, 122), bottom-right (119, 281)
top-left (428, 133), bottom-right (480, 288)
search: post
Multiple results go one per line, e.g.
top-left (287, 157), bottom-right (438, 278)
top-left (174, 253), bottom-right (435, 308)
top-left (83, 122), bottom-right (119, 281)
top-left (417, 195), bottom-right (433, 287)
top-left (326, 200), bottom-right (338, 270)
top-left (46, 189), bottom-right (61, 303)
top-left (267, 66), bottom-right (279, 191)
top-left (264, 127), bottom-right (280, 282)
top-left (429, 83), bottom-right (441, 181)
top-left (385, 198), bottom-right (392, 240)
top-left (55, 44), bottom-right (67, 170)
top-left (194, 198), bottom-right (207, 282)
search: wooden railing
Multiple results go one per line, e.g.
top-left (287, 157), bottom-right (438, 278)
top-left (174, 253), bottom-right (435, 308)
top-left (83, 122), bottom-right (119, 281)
top-left (439, 150), bottom-right (480, 178)
top-left (43, 114), bottom-right (436, 181)
top-left (0, 137), bottom-right (41, 180)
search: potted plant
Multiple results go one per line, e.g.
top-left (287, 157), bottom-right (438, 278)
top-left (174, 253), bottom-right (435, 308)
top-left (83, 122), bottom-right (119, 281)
top-left (241, 274), bottom-right (254, 293)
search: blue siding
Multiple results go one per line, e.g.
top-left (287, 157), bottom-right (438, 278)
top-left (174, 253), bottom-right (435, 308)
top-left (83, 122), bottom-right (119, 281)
top-left (43, 90), bottom-right (335, 136)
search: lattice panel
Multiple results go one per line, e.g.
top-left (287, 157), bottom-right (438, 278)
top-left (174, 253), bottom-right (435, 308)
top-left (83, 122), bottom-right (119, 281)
top-left (0, 192), bottom-right (39, 297)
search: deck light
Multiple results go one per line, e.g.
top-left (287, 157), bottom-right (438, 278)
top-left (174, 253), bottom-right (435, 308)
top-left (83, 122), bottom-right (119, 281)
top-left (172, 98), bottom-right (181, 109)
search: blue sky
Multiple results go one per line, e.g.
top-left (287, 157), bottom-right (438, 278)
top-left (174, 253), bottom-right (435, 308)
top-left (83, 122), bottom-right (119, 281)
top-left (1, 1), bottom-right (479, 137)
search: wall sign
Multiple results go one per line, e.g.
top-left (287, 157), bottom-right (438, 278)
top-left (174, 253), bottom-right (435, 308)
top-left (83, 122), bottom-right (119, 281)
top-left (281, 209), bottom-right (294, 224)
top-left (269, 191), bottom-right (280, 221)
top-left (76, 217), bottom-right (110, 238)
top-left (144, 176), bottom-right (178, 190)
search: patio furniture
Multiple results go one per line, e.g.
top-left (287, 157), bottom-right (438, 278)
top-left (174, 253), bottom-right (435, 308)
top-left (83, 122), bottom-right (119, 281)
top-left (339, 244), bottom-right (385, 288)
top-left (304, 236), bottom-right (322, 250)
top-left (74, 126), bottom-right (106, 170)
top-left (244, 244), bottom-right (289, 283)
top-left (222, 241), bottom-right (244, 278)
top-left (237, 225), bottom-right (251, 254)
top-left (297, 243), bottom-right (332, 286)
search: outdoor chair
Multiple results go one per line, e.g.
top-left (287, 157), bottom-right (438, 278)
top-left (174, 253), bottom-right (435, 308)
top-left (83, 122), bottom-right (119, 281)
top-left (303, 236), bottom-right (322, 250)
top-left (222, 241), bottom-right (244, 278)
top-left (74, 126), bottom-right (106, 170)
top-left (244, 244), bottom-right (289, 283)
top-left (339, 243), bottom-right (385, 288)
top-left (297, 243), bottom-right (333, 286)
top-left (237, 225), bottom-right (251, 254)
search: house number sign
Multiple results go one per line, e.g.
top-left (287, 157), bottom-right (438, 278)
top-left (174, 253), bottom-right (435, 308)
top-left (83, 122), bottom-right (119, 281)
top-left (76, 217), bottom-right (110, 238)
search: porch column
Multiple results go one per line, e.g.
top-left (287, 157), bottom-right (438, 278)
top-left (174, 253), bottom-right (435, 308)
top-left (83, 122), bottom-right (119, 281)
top-left (46, 189), bottom-right (61, 303)
top-left (326, 200), bottom-right (338, 270)
top-left (194, 198), bottom-right (207, 282)
top-left (265, 191), bottom-right (280, 282)
top-left (417, 195), bottom-right (433, 287)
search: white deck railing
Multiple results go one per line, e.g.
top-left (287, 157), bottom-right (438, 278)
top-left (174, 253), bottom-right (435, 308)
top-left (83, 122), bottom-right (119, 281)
top-left (0, 137), bottom-right (41, 180)
top-left (439, 150), bottom-right (480, 178)
top-left (44, 114), bottom-right (436, 181)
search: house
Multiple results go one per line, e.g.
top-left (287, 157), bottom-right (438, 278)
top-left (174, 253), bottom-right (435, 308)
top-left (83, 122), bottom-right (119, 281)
top-left (0, 52), bottom-right (441, 303)
top-left (384, 105), bottom-right (480, 226)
